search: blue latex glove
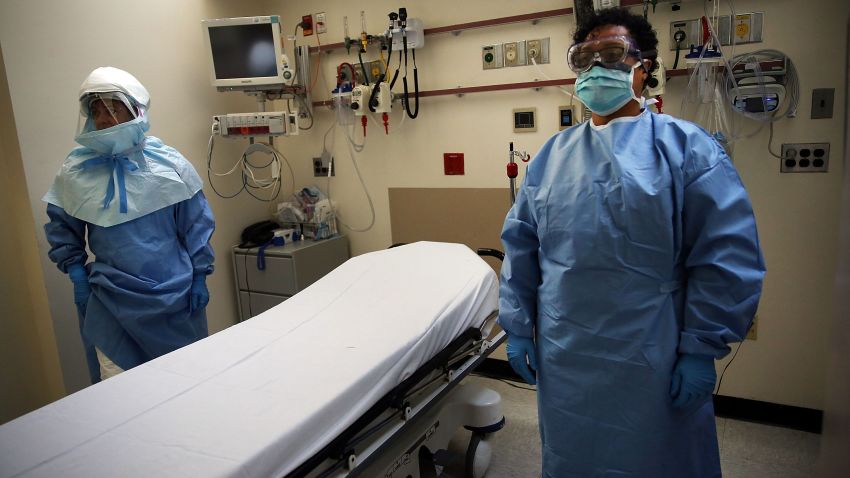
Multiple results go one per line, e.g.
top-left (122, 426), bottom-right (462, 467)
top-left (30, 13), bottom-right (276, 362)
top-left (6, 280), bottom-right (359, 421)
top-left (506, 335), bottom-right (537, 385)
top-left (670, 354), bottom-right (717, 409)
top-left (67, 263), bottom-right (91, 308)
top-left (190, 274), bottom-right (209, 313)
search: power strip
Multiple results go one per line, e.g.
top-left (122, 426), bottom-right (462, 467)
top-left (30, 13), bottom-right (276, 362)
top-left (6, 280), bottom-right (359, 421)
top-left (211, 111), bottom-right (299, 137)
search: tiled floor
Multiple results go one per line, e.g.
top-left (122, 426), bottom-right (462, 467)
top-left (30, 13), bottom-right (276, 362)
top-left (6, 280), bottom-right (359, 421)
top-left (462, 376), bottom-right (821, 478)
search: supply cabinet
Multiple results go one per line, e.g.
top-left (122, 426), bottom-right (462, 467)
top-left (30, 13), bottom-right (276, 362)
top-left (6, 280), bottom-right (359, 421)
top-left (232, 235), bottom-right (350, 321)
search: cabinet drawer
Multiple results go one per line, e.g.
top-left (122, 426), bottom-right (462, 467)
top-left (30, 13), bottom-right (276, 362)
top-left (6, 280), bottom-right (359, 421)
top-left (235, 254), bottom-right (298, 295)
top-left (239, 291), bottom-right (288, 320)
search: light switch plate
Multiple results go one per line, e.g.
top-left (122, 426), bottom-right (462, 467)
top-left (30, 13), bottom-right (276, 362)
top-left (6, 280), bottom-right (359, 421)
top-left (811, 88), bottom-right (835, 119)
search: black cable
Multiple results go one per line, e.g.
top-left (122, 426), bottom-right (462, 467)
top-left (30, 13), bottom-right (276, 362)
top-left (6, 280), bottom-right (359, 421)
top-left (367, 41), bottom-right (392, 113)
top-left (672, 30), bottom-right (686, 70)
top-left (389, 40), bottom-right (402, 89)
top-left (242, 170), bottom-right (281, 202)
top-left (243, 151), bottom-right (275, 168)
top-left (242, 153), bottom-right (283, 202)
top-left (208, 167), bottom-right (245, 199)
top-left (241, 149), bottom-right (282, 202)
top-left (207, 136), bottom-right (247, 199)
top-left (714, 340), bottom-right (744, 397)
top-left (357, 50), bottom-right (370, 86)
top-left (470, 372), bottom-right (537, 392)
top-left (403, 47), bottom-right (419, 119)
top-left (243, 253), bottom-right (253, 319)
top-left (389, 68), bottom-right (400, 90)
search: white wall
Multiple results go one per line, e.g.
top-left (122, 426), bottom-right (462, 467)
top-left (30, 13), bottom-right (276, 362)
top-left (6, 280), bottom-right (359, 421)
top-left (1, 0), bottom-right (847, 411)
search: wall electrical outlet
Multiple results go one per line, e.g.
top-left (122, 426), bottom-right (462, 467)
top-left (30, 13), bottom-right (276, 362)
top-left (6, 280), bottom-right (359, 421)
top-left (315, 12), bottom-right (327, 34)
top-left (482, 44), bottom-right (503, 69)
top-left (301, 15), bottom-right (314, 36)
top-left (313, 155), bottom-right (334, 177)
top-left (504, 41), bottom-right (526, 67)
top-left (747, 313), bottom-right (758, 340)
top-left (780, 143), bottom-right (830, 173)
top-left (526, 38), bottom-right (550, 65)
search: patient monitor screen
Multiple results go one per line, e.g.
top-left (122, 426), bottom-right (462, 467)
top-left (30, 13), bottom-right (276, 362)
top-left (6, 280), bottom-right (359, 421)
top-left (208, 24), bottom-right (278, 79)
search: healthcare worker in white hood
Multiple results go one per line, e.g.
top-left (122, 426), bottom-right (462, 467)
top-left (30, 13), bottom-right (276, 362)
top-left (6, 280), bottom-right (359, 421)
top-left (44, 67), bottom-right (215, 383)
top-left (499, 8), bottom-right (765, 477)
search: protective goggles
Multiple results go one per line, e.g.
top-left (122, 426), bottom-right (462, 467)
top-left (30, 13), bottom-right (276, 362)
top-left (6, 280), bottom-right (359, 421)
top-left (567, 35), bottom-right (654, 73)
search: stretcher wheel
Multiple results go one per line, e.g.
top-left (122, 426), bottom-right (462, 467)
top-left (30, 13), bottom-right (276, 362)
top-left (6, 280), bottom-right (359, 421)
top-left (464, 433), bottom-right (492, 478)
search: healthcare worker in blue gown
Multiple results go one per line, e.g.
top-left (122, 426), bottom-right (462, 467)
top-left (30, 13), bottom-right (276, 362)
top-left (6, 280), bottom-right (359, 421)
top-left (44, 67), bottom-right (215, 383)
top-left (499, 8), bottom-right (765, 478)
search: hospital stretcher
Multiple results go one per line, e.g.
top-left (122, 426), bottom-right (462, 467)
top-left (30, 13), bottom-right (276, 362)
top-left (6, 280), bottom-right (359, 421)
top-left (0, 241), bottom-right (506, 478)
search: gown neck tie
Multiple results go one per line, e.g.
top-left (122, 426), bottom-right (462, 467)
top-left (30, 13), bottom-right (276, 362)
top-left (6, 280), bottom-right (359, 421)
top-left (80, 142), bottom-right (145, 214)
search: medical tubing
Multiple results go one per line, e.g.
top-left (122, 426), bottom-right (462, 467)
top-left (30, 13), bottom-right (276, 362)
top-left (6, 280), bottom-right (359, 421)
top-left (345, 121), bottom-right (365, 152)
top-left (681, 15), bottom-right (745, 142)
top-left (340, 90), bottom-right (366, 152)
top-left (267, 143), bottom-right (296, 198)
top-left (530, 56), bottom-right (576, 100)
top-left (339, 130), bottom-right (376, 232)
top-left (706, 0), bottom-right (738, 59)
top-left (295, 94), bottom-right (315, 130)
top-left (403, 48), bottom-right (419, 119)
top-left (338, 62), bottom-right (357, 86)
top-left (307, 31), bottom-right (323, 93)
top-left (726, 49), bottom-right (800, 121)
top-left (207, 135), bottom-right (244, 199)
top-left (208, 135), bottom-right (284, 201)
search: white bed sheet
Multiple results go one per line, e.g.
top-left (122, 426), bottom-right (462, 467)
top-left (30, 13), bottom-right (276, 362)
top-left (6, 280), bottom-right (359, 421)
top-left (0, 241), bottom-right (498, 478)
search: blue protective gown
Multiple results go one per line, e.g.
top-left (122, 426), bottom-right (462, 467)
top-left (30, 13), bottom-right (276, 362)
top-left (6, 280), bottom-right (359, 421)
top-left (45, 191), bottom-right (215, 375)
top-left (499, 110), bottom-right (765, 477)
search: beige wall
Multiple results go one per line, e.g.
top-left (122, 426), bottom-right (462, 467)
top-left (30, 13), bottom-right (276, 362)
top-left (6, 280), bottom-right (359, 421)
top-left (0, 45), bottom-right (64, 424)
top-left (0, 0), bottom-right (276, 394)
top-left (253, 0), bottom-right (848, 410)
top-left (818, 17), bottom-right (850, 476)
top-left (1, 0), bottom-right (847, 412)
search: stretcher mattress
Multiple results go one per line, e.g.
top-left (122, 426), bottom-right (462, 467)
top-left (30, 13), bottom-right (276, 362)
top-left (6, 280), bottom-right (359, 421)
top-left (0, 241), bottom-right (499, 478)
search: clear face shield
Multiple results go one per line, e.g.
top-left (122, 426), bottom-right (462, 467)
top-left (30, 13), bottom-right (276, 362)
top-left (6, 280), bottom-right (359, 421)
top-left (77, 92), bottom-right (139, 135)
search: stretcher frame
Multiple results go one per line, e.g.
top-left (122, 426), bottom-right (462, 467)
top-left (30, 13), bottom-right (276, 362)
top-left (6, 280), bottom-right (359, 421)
top-left (290, 248), bottom-right (508, 478)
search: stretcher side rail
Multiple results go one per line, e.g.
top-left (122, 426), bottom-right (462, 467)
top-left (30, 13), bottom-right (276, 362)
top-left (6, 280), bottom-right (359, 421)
top-left (287, 324), bottom-right (490, 478)
top-left (346, 325), bottom-right (507, 478)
